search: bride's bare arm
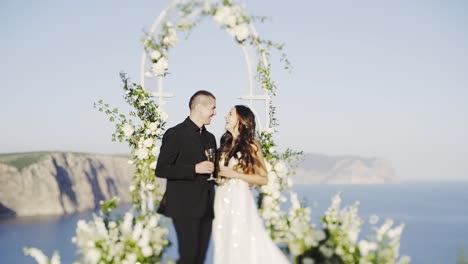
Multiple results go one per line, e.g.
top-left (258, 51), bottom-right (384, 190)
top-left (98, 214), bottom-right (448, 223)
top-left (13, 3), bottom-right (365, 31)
top-left (218, 142), bottom-right (268, 186)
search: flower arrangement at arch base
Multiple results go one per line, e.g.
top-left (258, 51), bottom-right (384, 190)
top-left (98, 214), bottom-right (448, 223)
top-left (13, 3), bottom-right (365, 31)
top-left (24, 1), bottom-right (410, 263)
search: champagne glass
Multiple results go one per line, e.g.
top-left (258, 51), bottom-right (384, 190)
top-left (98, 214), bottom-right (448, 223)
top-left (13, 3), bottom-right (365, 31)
top-left (206, 148), bottom-right (216, 181)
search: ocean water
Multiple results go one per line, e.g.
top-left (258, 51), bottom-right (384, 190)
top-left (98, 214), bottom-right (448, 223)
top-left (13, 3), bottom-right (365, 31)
top-left (1, 182), bottom-right (467, 264)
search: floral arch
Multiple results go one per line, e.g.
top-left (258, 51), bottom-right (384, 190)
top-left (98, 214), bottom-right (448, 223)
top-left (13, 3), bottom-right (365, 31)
top-left (135, 0), bottom-right (305, 249)
top-left (24, 1), bottom-right (410, 264)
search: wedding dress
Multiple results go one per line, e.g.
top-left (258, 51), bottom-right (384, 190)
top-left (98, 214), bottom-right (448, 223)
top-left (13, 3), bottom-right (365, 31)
top-left (213, 157), bottom-right (290, 264)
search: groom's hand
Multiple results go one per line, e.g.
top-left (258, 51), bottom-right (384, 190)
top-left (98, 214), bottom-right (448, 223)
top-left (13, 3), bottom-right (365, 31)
top-left (195, 161), bottom-right (214, 174)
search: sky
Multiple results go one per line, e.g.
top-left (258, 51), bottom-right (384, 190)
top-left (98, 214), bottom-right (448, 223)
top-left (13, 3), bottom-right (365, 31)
top-left (1, 0), bottom-right (467, 181)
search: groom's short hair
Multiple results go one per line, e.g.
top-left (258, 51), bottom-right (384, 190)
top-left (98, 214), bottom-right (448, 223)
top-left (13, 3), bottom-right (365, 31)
top-left (189, 90), bottom-right (216, 110)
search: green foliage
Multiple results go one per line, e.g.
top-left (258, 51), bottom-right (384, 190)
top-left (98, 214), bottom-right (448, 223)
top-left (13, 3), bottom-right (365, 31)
top-left (0, 152), bottom-right (49, 171)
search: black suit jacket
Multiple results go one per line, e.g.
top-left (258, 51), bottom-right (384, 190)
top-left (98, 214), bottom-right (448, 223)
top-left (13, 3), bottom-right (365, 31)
top-left (155, 117), bottom-right (217, 218)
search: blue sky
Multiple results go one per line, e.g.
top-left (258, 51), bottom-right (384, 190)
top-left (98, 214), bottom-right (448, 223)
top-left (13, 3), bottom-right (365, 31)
top-left (1, 0), bottom-right (467, 181)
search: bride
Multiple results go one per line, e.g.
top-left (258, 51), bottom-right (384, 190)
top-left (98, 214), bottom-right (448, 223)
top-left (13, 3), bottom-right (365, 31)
top-left (213, 105), bottom-right (290, 264)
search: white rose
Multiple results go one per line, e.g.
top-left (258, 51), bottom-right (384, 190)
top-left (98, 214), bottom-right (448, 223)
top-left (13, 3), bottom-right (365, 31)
top-left (142, 246), bottom-right (153, 257)
top-left (319, 245), bottom-right (333, 258)
top-left (214, 6), bottom-right (232, 24)
top-left (150, 50), bottom-right (161, 60)
top-left (274, 161), bottom-right (288, 177)
top-left (85, 249), bottom-right (101, 264)
top-left (224, 14), bottom-right (237, 27)
top-left (143, 138), bottom-right (154, 148)
top-left (228, 23), bottom-right (249, 42)
top-left (137, 148), bottom-right (149, 160)
top-left (315, 230), bottom-right (326, 241)
top-left (152, 57), bottom-right (169, 76)
top-left (302, 257), bottom-right (315, 264)
top-left (122, 123), bottom-right (134, 138)
top-left (150, 161), bottom-right (157, 169)
top-left (149, 122), bottom-right (158, 131)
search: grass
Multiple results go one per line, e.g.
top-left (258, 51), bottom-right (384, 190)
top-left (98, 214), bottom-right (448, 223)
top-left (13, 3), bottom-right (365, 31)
top-left (0, 152), bottom-right (51, 171)
top-left (0, 151), bottom-right (130, 171)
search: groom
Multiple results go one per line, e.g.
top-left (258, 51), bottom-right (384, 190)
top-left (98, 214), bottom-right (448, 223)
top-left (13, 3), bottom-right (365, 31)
top-left (155, 90), bottom-right (217, 264)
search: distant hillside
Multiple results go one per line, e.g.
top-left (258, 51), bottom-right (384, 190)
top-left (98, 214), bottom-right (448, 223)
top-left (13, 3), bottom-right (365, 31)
top-left (0, 152), bottom-right (133, 218)
top-left (293, 153), bottom-right (398, 184)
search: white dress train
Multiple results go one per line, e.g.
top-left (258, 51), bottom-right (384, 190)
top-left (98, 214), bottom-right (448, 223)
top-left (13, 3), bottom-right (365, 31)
top-left (213, 158), bottom-right (290, 264)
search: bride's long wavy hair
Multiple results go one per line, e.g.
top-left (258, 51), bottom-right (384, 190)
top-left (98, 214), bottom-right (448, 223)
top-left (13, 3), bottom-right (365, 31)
top-left (217, 105), bottom-right (266, 176)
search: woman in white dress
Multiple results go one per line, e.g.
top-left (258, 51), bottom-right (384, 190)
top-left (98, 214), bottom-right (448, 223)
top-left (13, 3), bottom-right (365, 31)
top-left (213, 105), bottom-right (290, 264)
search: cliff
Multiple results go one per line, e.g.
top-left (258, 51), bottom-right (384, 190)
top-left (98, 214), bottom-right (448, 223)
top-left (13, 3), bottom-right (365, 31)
top-left (293, 153), bottom-right (398, 184)
top-left (0, 152), bottom-right (133, 218)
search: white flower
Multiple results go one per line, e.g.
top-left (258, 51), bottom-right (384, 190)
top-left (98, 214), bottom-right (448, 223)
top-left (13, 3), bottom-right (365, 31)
top-left (143, 138), bottom-right (154, 148)
top-left (152, 57), bottom-right (169, 76)
top-left (163, 28), bottom-right (178, 47)
top-left (303, 257), bottom-right (314, 264)
top-left (137, 148), bottom-right (149, 160)
top-left (224, 15), bottom-right (237, 27)
top-left (214, 6), bottom-right (232, 24)
top-left (290, 192), bottom-right (300, 210)
top-left (274, 161), bottom-right (288, 177)
top-left (263, 127), bottom-right (275, 134)
top-left (228, 23), bottom-right (250, 42)
top-left (129, 185), bottom-right (135, 191)
top-left (319, 245), bottom-right (334, 258)
top-left (398, 256), bottom-right (411, 264)
top-left (387, 223), bottom-right (404, 240)
top-left (24, 248), bottom-right (48, 264)
top-left (50, 252), bottom-right (60, 264)
top-left (150, 50), bottom-right (161, 60)
top-left (122, 213), bottom-right (133, 236)
top-left (369, 214), bottom-right (379, 225)
top-left (85, 248), bottom-right (101, 264)
top-left (150, 161), bottom-right (157, 170)
top-left (122, 123), bottom-right (134, 138)
top-left (142, 246), bottom-right (153, 257)
top-left (132, 222), bottom-right (143, 240)
top-left (315, 230), bottom-right (326, 241)
top-left (377, 219), bottom-right (394, 241)
top-left (358, 240), bottom-right (378, 256)
top-left (108, 221), bottom-right (117, 229)
top-left (268, 146), bottom-right (276, 154)
top-left (149, 122), bottom-right (159, 131)
top-left (128, 159), bottom-right (134, 164)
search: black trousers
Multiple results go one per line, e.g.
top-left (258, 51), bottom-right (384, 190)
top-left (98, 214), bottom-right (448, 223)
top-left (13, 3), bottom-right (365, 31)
top-left (173, 216), bottom-right (213, 264)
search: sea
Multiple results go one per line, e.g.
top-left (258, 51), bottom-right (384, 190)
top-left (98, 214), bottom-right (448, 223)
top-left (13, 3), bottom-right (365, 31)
top-left (1, 182), bottom-right (467, 264)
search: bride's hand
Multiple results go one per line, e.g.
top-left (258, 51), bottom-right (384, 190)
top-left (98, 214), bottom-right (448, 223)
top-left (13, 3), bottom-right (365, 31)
top-left (218, 166), bottom-right (239, 179)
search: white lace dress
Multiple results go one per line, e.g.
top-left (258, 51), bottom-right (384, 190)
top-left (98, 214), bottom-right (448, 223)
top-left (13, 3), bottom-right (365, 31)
top-left (212, 157), bottom-right (290, 264)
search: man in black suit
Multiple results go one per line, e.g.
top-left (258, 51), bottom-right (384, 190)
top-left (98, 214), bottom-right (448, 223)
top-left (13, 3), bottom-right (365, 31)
top-left (155, 90), bottom-right (217, 264)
